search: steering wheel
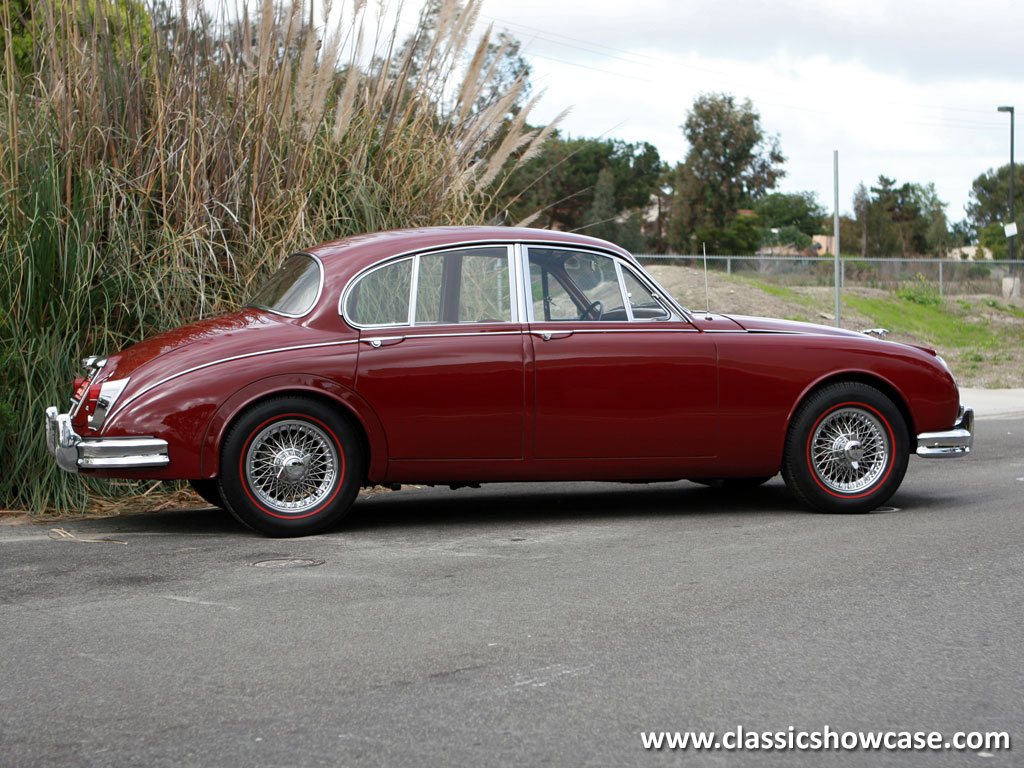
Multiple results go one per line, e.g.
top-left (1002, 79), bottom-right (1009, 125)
top-left (579, 300), bottom-right (604, 321)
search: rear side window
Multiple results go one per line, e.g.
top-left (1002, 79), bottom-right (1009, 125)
top-left (345, 258), bottom-right (413, 326)
top-left (415, 247), bottom-right (511, 324)
top-left (344, 246), bottom-right (513, 328)
top-left (248, 253), bottom-right (323, 317)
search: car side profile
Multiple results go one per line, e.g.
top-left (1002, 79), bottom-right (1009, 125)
top-left (45, 227), bottom-right (973, 536)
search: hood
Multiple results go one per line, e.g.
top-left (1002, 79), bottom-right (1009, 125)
top-left (99, 309), bottom-right (283, 381)
top-left (723, 314), bottom-right (872, 340)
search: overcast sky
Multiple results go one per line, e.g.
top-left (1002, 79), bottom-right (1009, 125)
top-left (472, 0), bottom-right (1020, 222)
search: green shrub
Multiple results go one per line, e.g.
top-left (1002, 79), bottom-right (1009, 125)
top-left (896, 274), bottom-right (942, 306)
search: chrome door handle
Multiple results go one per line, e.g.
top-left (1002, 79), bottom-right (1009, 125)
top-left (361, 336), bottom-right (405, 348)
top-left (531, 330), bottom-right (574, 341)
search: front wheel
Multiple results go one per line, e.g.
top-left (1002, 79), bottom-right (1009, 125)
top-left (218, 397), bottom-right (363, 537)
top-left (782, 383), bottom-right (908, 514)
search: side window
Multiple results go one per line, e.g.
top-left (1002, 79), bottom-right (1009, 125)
top-left (622, 269), bottom-right (670, 321)
top-left (530, 261), bottom-right (577, 321)
top-left (415, 247), bottom-right (512, 325)
top-left (528, 248), bottom-right (627, 321)
top-left (345, 258), bottom-right (412, 326)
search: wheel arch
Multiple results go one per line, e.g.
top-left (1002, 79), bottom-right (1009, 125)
top-left (199, 375), bottom-right (387, 481)
top-left (787, 371), bottom-right (916, 452)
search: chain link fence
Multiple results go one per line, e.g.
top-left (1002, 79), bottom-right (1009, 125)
top-left (634, 255), bottom-right (1020, 297)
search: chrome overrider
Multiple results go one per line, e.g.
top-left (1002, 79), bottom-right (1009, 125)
top-left (45, 407), bottom-right (169, 473)
top-left (916, 405), bottom-right (974, 458)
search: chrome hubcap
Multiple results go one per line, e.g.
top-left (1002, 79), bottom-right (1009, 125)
top-left (245, 419), bottom-right (338, 515)
top-left (811, 407), bottom-right (889, 493)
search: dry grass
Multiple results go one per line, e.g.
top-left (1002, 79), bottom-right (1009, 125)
top-left (0, 0), bottom-right (560, 514)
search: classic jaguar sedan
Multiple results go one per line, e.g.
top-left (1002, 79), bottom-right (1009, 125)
top-left (46, 227), bottom-right (973, 536)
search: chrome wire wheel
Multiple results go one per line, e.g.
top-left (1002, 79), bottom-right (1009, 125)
top-left (244, 419), bottom-right (339, 516)
top-left (809, 406), bottom-right (890, 494)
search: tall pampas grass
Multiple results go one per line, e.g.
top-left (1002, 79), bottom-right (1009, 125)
top-left (0, 0), bottom-right (560, 512)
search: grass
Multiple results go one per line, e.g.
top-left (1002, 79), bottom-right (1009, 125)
top-left (1, 0), bottom-right (559, 513)
top-left (841, 294), bottom-right (1012, 350)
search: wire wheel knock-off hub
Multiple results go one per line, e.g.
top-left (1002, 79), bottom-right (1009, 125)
top-left (810, 407), bottom-right (889, 493)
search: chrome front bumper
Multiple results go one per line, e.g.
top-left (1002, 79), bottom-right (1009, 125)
top-left (916, 405), bottom-right (974, 458)
top-left (45, 407), bottom-right (169, 473)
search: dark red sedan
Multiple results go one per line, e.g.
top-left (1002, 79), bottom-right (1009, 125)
top-left (46, 227), bottom-right (973, 536)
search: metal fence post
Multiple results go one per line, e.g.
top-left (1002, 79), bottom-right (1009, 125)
top-left (727, 257), bottom-right (732, 275)
top-left (939, 261), bottom-right (943, 296)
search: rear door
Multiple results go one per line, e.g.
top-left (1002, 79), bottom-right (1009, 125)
top-left (346, 246), bottom-right (526, 460)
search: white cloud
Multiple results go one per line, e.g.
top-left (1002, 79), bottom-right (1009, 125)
top-left (480, 0), bottom-right (1020, 220)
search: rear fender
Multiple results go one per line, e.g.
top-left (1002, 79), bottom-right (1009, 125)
top-left (199, 375), bottom-right (388, 481)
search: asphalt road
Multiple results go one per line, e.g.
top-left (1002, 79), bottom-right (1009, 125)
top-left (2, 418), bottom-right (1022, 767)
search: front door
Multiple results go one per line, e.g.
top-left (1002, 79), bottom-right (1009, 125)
top-left (525, 247), bottom-right (718, 459)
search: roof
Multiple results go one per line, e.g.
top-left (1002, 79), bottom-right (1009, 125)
top-left (307, 226), bottom-right (630, 276)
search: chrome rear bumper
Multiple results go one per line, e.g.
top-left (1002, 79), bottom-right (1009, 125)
top-left (45, 407), bottom-right (169, 473)
top-left (916, 405), bottom-right (973, 458)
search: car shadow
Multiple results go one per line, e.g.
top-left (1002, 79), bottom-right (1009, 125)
top-left (59, 479), bottom-right (932, 537)
top-left (342, 479), bottom-right (809, 532)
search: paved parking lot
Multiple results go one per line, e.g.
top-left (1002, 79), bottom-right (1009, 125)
top-left (2, 416), bottom-right (1021, 766)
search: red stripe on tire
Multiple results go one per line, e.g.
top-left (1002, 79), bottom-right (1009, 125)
top-left (806, 401), bottom-right (895, 499)
top-left (239, 413), bottom-right (346, 520)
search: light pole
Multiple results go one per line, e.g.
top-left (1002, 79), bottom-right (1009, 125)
top-left (997, 106), bottom-right (1015, 263)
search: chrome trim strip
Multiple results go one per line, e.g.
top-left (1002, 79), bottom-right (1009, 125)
top-left (79, 454), bottom-right (170, 469)
top-left (361, 328), bottom-right (701, 341)
top-left (916, 406), bottom-right (974, 458)
top-left (247, 252), bottom-right (326, 319)
top-left (614, 261), bottom-right (634, 321)
top-left (512, 243), bottom-right (527, 324)
top-left (407, 253), bottom-right (421, 326)
top-left (103, 339), bottom-right (359, 431)
top-left (364, 330), bottom-right (524, 344)
top-left (563, 327), bottom-right (700, 334)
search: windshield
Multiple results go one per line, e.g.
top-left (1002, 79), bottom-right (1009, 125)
top-left (247, 253), bottom-right (322, 316)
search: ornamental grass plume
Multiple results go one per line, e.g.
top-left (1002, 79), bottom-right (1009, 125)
top-left (0, 0), bottom-right (560, 512)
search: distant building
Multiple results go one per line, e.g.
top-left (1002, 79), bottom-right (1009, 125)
top-left (812, 234), bottom-right (835, 255)
top-left (947, 245), bottom-right (993, 261)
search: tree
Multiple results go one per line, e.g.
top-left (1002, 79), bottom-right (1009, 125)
top-left (492, 134), bottom-right (663, 242)
top-left (979, 222), bottom-right (1008, 259)
top-left (667, 93), bottom-right (786, 253)
top-left (754, 191), bottom-right (825, 251)
top-left (853, 176), bottom-right (948, 258)
top-left (2, 0), bottom-right (152, 74)
top-left (966, 164), bottom-right (1024, 231)
top-left (754, 192), bottom-right (826, 236)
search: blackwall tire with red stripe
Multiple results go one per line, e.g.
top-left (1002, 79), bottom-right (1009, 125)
top-left (218, 397), bottom-right (363, 537)
top-left (781, 382), bottom-right (909, 514)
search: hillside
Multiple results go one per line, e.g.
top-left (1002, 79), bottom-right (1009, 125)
top-left (646, 264), bottom-right (1024, 388)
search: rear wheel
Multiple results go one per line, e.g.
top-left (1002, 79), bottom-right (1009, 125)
top-left (782, 382), bottom-right (908, 514)
top-left (218, 397), bottom-right (363, 537)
